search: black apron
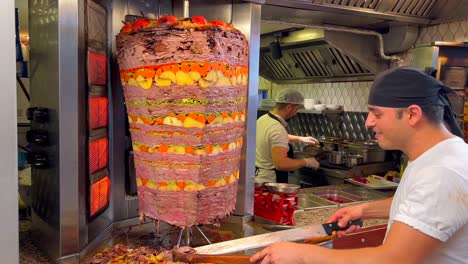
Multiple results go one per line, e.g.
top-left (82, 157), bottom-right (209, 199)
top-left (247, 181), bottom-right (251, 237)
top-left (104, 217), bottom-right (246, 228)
top-left (267, 113), bottom-right (294, 183)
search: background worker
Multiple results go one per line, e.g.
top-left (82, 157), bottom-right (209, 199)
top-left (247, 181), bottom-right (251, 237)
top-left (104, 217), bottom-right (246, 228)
top-left (255, 88), bottom-right (320, 184)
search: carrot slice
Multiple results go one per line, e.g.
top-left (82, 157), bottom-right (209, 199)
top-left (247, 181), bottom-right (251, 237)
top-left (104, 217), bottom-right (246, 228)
top-left (221, 112), bottom-right (229, 118)
top-left (188, 112), bottom-right (198, 119)
top-left (198, 68), bottom-right (208, 77)
top-left (207, 114), bottom-right (216, 123)
top-left (128, 114), bottom-right (138, 122)
top-left (155, 68), bottom-right (164, 76)
top-left (202, 63), bottom-right (211, 72)
top-left (141, 178), bottom-right (148, 186)
top-left (168, 113), bottom-right (176, 117)
top-left (140, 145), bottom-right (148, 152)
top-left (170, 65), bottom-right (179, 73)
top-left (185, 146), bottom-right (194, 154)
top-left (159, 182), bottom-right (168, 187)
top-left (141, 69), bottom-right (156, 78)
top-left (196, 115), bottom-right (206, 124)
top-left (155, 117), bottom-right (164, 125)
top-left (222, 143), bottom-right (229, 150)
top-left (141, 116), bottom-right (154, 125)
top-left (176, 114), bottom-right (186, 121)
top-left (205, 145), bottom-right (213, 153)
top-left (176, 182), bottom-right (186, 190)
top-left (207, 180), bottom-right (216, 187)
top-left (190, 63), bottom-right (200, 72)
top-left (225, 176), bottom-right (231, 184)
top-left (158, 144), bottom-right (169, 152)
top-left (180, 63), bottom-right (190, 73)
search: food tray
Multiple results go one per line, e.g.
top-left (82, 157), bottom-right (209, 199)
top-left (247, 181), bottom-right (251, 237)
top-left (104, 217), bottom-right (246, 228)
top-left (346, 175), bottom-right (398, 189)
top-left (311, 190), bottom-right (361, 204)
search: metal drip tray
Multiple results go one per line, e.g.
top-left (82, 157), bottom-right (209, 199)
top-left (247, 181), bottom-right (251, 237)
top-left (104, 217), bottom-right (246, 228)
top-left (341, 188), bottom-right (388, 200)
top-left (297, 193), bottom-right (335, 210)
top-left (312, 190), bottom-right (360, 204)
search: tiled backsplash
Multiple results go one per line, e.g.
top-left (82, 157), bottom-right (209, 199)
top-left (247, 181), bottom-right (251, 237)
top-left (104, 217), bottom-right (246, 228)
top-left (260, 17), bottom-right (468, 112)
top-left (260, 78), bottom-right (372, 112)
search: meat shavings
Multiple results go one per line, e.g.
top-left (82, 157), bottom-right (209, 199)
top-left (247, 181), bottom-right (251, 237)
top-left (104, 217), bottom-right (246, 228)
top-left (85, 244), bottom-right (184, 264)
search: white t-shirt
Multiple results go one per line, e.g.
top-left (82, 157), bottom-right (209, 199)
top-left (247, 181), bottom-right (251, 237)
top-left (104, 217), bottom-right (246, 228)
top-left (255, 113), bottom-right (289, 183)
top-left (388, 137), bottom-right (468, 263)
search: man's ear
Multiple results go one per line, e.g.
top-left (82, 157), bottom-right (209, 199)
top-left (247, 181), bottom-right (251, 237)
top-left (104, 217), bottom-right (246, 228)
top-left (407, 105), bottom-right (423, 125)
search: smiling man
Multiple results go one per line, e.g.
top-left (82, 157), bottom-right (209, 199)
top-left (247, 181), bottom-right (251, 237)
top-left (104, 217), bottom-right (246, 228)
top-left (250, 67), bottom-right (468, 264)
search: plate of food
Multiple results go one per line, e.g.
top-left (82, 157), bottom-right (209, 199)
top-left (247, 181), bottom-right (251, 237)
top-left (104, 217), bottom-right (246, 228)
top-left (346, 175), bottom-right (398, 189)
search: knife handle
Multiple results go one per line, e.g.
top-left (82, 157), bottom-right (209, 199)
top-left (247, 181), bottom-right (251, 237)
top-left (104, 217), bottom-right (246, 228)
top-left (323, 219), bottom-right (363, 235)
top-left (190, 254), bottom-right (252, 264)
top-left (303, 232), bottom-right (337, 244)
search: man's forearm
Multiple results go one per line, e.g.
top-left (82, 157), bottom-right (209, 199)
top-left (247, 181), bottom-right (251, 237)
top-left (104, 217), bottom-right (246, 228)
top-left (361, 197), bottom-right (393, 219)
top-left (288, 134), bottom-right (300, 142)
top-left (274, 157), bottom-right (306, 171)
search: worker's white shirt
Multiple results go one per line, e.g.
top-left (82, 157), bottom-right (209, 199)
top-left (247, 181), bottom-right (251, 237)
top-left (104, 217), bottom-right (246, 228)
top-left (388, 137), bottom-right (468, 263)
top-left (255, 113), bottom-right (289, 183)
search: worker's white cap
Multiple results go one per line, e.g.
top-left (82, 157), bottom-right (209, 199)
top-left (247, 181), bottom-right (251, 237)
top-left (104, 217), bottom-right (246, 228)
top-left (275, 89), bottom-right (304, 105)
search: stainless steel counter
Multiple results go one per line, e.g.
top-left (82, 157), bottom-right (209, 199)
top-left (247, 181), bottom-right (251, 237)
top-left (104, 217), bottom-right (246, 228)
top-left (295, 161), bottom-right (396, 186)
top-left (80, 184), bottom-right (390, 261)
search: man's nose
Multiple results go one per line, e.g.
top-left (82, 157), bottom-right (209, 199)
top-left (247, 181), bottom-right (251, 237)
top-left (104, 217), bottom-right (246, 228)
top-left (365, 114), bottom-right (375, 128)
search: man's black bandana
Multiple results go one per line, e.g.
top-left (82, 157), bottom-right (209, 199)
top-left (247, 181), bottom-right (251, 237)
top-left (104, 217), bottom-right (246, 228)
top-left (368, 67), bottom-right (463, 138)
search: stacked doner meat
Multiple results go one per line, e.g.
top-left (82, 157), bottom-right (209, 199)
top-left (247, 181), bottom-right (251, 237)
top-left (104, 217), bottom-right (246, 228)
top-left (116, 16), bottom-right (249, 227)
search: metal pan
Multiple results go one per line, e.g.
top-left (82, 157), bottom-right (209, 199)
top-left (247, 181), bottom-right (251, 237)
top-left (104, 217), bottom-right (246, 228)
top-left (264, 183), bottom-right (300, 194)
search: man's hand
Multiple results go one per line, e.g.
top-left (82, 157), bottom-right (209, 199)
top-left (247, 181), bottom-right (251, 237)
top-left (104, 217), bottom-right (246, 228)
top-left (298, 136), bottom-right (319, 145)
top-left (304, 158), bottom-right (320, 170)
top-left (250, 242), bottom-right (312, 264)
top-left (327, 204), bottom-right (364, 236)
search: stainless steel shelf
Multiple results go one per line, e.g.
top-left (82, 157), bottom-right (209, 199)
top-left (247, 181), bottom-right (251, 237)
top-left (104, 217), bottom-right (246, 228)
top-left (258, 107), bottom-right (344, 115)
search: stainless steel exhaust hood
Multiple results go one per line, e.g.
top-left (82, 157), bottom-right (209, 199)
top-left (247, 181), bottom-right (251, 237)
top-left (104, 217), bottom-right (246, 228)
top-left (260, 28), bottom-right (390, 83)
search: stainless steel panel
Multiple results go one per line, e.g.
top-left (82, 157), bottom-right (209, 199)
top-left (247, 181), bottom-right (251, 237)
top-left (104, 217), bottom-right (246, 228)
top-left (109, 0), bottom-right (132, 224)
top-left (29, 0), bottom-right (84, 259)
top-left (0, 0), bottom-right (18, 261)
top-left (58, 0), bottom-right (86, 256)
top-left (232, 2), bottom-right (261, 217)
top-left (175, 0), bottom-right (234, 22)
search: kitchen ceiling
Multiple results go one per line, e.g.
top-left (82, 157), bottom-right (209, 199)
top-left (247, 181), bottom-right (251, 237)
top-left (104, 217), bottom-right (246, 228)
top-left (260, 0), bottom-right (468, 34)
top-left (258, 0), bottom-right (468, 83)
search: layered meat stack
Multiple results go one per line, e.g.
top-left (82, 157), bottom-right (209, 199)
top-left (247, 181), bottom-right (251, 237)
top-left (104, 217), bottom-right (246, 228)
top-left (116, 16), bottom-right (249, 227)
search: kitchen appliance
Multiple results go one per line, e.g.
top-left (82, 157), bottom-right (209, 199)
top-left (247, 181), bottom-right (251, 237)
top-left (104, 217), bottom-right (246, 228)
top-left (328, 150), bottom-right (347, 165)
top-left (254, 185), bottom-right (298, 226)
top-left (347, 141), bottom-right (386, 163)
top-left (27, 1), bottom-right (260, 262)
top-left (346, 154), bottom-right (363, 168)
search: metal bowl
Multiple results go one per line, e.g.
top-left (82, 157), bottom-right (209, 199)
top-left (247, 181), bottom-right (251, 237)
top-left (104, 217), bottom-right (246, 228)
top-left (264, 183), bottom-right (300, 194)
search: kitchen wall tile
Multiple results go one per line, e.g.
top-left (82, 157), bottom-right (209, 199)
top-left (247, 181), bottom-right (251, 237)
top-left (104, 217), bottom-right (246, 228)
top-left (415, 17), bottom-right (468, 45)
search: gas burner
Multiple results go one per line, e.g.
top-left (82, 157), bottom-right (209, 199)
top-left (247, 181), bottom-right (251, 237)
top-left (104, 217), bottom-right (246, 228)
top-left (254, 190), bottom-right (298, 226)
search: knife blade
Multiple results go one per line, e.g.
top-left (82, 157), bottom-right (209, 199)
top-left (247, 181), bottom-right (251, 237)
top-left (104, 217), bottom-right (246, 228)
top-left (195, 220), bottom-right (362, 254)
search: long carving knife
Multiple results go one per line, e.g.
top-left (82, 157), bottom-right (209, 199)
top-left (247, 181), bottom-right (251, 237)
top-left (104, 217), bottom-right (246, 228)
top-left (195, 220), bottom-right (362, 254)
